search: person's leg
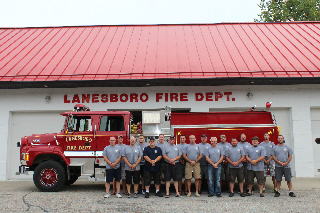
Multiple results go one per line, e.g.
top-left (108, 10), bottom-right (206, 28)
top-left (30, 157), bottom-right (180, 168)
top-left (187, 179), bottom-right (191, 193)
top-left (112, 179), bottom-right (116, 194)
top-left (134, 184), bottom-right (139, 194)
top-left (165, 181), bottom-right (170, 195)
top-left (195, 179), bottom-right (200, 193)
top-left (239, 182), bottom-right (244, 193)
top-left (105, 182), bottom-right (110, 193)
top-left (215, 166), bottom-right (222, 195)
top-left (173, 181), bottom-right (179, 195)
top-left (208, 165), bottom-right (214, 196)
top-left (116, 181), bottom-right (121, 194)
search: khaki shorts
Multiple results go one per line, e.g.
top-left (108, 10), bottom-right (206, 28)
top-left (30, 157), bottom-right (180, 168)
top-left (185, 162), bottom-right (201, 179)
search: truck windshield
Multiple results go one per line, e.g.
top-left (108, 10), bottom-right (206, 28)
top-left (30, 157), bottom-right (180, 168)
top-left (67, 116), bottom-right (92, 132)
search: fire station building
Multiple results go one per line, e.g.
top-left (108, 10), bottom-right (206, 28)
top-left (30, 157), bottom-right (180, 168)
top-left (1, 22), bottom-right (320, 180)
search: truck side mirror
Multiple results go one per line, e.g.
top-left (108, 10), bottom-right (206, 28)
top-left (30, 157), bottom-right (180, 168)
top-left (17, 142), bottom-right (21, 147)
top-left (315, 138), bottom-right (320, 144)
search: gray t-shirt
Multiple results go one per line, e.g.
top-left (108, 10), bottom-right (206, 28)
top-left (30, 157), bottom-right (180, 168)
top-left (103, 145), bottom-right (122, 169)
top-left (237, 142), bottom-right (252, 153)
top-left (208, 146), bottom-right (225, 164)
top-left (156, 142), bottom-right (169, 162)
top-left (163, 144), bottom-right (182, 163)
top-left (177, 143), bottom-right (188, 154)
top-left (258, 141), bottom-right (275, 160)
top-left (137, 143), bottom-right (148, 165)
top-left (226, 145), bottom-right (245, 168)
top-left (184, 144), bottom-right (203, 161)
top-left (199, 143), bottom-right (211, 165)
top-left (246, 146), bottom-right (266, 171)
top-left (123, 145), bottom-right (143, 171)
top-left (218, 142), bottom-right (231, 159)
top-left (272, 144), bottom-right (293, 168)
top-left (116, 144), bottom-right (127, 167)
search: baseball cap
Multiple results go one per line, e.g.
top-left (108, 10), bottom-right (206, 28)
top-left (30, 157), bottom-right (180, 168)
top-left (149, 137), bottom-right (155, 141)
top-left (118, 135), bottom-right (123, 139)
top-left (169, 136), bottom-right (175, 139)
top-left (201, 134), bottom-right (207, 137)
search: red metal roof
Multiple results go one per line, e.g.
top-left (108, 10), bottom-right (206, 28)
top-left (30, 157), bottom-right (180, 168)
top-left (0, 22), bottom-right (320, 82)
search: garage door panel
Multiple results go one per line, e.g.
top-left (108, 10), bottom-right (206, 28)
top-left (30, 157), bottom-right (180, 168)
top-left (311, 109), bottom-right (320, 176)
top-left (8, 111), bottom-right (65, 179)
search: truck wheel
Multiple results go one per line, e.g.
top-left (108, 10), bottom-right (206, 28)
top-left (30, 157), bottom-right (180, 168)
top-left (33, 160), bottom-right (66, 192)
top-left (65, 175), bottom-right (79, 185)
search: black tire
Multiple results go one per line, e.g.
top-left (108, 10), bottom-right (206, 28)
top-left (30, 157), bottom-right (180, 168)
top-left (33, 160), bottom-right (66, 192)
top-left (65, 175), bottom-right (79, 185)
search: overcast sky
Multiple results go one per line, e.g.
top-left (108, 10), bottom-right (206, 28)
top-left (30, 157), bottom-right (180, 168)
top-left (0, 0), bottom-right (261, 28)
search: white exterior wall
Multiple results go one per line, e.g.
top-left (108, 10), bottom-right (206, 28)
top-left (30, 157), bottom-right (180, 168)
top-left (1, 84), bottom-right (320, 180)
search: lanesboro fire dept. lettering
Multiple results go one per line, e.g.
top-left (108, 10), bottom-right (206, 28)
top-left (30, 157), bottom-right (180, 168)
top-left (64, 92), bottom-right (235, 103)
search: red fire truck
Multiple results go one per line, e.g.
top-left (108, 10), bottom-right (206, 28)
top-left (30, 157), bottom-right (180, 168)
top-left (17, 104), bottom-right (279, 192)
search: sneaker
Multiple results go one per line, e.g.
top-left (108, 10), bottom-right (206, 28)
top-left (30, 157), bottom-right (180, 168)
top-left (116, 193), bottom-right (122, 198)
top-left (134, 193), bottom-right (138, 198)
top-left (127, 193), bottom-right (131, 198)
top-left (289, 192), bottom-right (296, 197)
top-left (274, 189), bottom-right (277, 193)
top-left (195, 193), bottom-right (200, 197)
top-left (217, 194), bottom-right (222, 197)
top-left (187, 192), bottom-right (192, 197)
top-left (240, 193), bottom-right (246, 197)
top-left (262, 188), bottom-right (266, 193)
top-left (246, 192), bottom-right (252, 196)
top-left (260, 193), bottom-right (265, 197)
top-left (104, 193), bottom-right (110, 198)
top-left (155, 191), bottom-right (163, 197)
top-left (274, 191), bottom-right (280, 197)
top-left (198, 190), bottom-right (202, 194)
top-left (145, 192), bottom-right (150, 198)
top-left (142, 189), bottom-right (146, 195)
top-left (208, 194), bottom-right (214, 197)
top-left (229, 192), bottom-right (234, 197)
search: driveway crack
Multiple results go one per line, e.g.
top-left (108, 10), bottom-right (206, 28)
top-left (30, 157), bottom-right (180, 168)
top-left (22, 192), bottom-right (48, 212)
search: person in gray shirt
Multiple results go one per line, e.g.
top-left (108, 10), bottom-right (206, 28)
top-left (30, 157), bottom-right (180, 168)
top-left (206, 137), bottom-right (224, 197)
top-left (246, 136), bottom-right (266, 197)
top-left (156, 134), bottom-right (168, 180)
top-left (137, 135), bottom-right (148, 194)
top-left (103, 137), bottom-right (122, 198)
top-left (218, 134), bottom-right (231, 191)
top-left (177, 135), bottom-right (188, 195)
top-left (183, 135), bottom-right (203, 197)
top-left (113, 135), bottom-right (127, 195)
top-left (123, 136), bottom-right (142, 198)
top-left (163, 136), bottom-right (182, 198)
top-left (225, 138), bottom-right (246, 197)
top-left (272, 135), bottom-right (296, 197)
top-left (259, 133), bottom-right (276, 192)
top-left (237, 133), bottom-right (251, 192)
top-left (199, 134), bottom-right (210, 194)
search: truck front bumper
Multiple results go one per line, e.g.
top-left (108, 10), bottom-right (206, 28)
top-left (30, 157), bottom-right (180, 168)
top-left (16, 166), bottom-right (29, 175)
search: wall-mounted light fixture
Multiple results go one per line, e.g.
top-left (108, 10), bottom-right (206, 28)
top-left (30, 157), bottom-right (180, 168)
top-left (45, 96), bottom-right (51, 102)
top-left (247, 92), bottom-right (253, 98)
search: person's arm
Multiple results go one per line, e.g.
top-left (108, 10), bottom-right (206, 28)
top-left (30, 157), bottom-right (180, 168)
top-left (195, 154), bottom-right (203, 164)
top-left (144, 155), bottom-right (152, 163)
top-left (225, 156), bottom-right (233, 164)
top-left (206, 156), bottom-right (214, 165)
top-left (252, 156), bottom-right (265, 165)
top-left (217, 155), bottom-right (224, 165)
top-left (103, 156), bottom-right (112, 165)
top-left (283, 154), bottom-right (292, 167)
top-left (132, 156), bottom-right (142, 170)
top-left (123, 156), bottom-right (132, 168)
top-left (234, 155), bottom-right (246, 167)
top-left (163, 154), bottom-right (171, 162)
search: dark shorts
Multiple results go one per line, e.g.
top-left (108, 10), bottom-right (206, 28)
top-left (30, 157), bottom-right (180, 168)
top-left (164, 162), bottom-right (182, 181)
top-left (125, 170), bottom-right (140, 185)
top-left (105, 167), bottom-right (121, 183)
top-left (140, 165), bottom-right (145, 177)
top-left (247, 170), bottom-right (264, 185)
top-left (144, 170), bottom-right (161, 186)
top-left (220, 163), bottom-right (229, 181)
top-left (200, 165), bottom-right (208, 180)
top-left (229, 167), bottom-right (244, 183)
top-left (179, 162), bottom-right (186, 179)
top-left (243, 163), bottom-right (248, 180)
top-left (275, 167), bottom-right (292, 182)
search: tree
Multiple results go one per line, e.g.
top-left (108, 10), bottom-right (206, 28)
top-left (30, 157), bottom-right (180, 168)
top-left (255, 0), bottom-right (320, 22)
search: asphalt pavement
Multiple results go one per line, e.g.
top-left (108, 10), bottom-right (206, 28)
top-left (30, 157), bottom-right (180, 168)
top-left (0, 177), bottom-right (319, 212)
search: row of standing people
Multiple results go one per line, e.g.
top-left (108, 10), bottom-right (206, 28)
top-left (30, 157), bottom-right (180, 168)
top-left (102, 133), bottom-right (296, 198)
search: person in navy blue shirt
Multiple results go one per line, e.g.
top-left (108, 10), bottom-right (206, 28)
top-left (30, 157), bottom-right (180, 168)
top-left (143, 137), bottom-right (163, 198)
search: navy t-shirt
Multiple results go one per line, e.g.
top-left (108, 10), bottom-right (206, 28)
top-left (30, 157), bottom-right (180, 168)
top-left (143, 146), bottom-right (162, 172)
